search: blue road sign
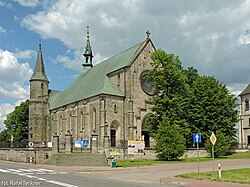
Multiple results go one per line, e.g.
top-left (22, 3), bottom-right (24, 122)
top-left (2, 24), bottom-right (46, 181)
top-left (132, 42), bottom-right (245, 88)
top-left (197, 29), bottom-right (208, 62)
top-left (74, 140), bottom-right (90, 148)
top-left (193, 133), bottom-right (201, 143)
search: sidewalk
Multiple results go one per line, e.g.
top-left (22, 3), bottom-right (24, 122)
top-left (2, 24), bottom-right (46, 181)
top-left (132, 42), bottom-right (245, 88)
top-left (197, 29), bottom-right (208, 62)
top-left (161, 177), bottom-right (250, 187)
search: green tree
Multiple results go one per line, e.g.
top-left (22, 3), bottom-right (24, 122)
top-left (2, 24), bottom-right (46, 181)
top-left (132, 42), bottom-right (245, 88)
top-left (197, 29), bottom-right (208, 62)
top-left (1, 100), bottom-right (29, 143)
top-left (155, 116), bottom-right (186, 160)
top-left (146, 49), bottom-right (238, 159)
top-left (0, 129), bottom-right (10, 142)
top-left (186, 76), bottom-right (238, 147)
top-left (184, 67), bottom-right (199, 86)
top-left (146, 50), bottom-right (189, 159)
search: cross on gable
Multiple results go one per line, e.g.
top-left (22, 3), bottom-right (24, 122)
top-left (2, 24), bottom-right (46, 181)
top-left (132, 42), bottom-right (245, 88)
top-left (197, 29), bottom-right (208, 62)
top-left (146, 30), bottom-right (151, 39)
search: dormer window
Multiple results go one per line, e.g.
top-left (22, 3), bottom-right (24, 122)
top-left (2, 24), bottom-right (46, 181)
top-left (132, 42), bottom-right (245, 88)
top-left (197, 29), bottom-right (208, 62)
top-left (245, 99), bottom-right (249, 111)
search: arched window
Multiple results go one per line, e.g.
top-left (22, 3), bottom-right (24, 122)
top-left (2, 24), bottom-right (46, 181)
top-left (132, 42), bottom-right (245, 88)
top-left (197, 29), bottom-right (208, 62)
top-left (114, 104), bottom-right (117, 113)
top-left (245, 99), bottom-right (249, 111)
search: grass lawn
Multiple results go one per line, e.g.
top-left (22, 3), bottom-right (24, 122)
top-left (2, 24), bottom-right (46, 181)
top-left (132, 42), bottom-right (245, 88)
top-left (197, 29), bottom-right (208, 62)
top-left (116, 151), bottom-right (250, 167)
top-left (176, 168), bottom-right (250, 184)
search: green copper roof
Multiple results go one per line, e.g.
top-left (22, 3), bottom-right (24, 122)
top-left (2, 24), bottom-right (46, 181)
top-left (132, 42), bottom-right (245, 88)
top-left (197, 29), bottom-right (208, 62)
top-left (48, 90), bottom-right (62, 109)
top-left (239, 84), bottom-right (250, 96)
top-left (49, 40), bottom-right (146, 110)
top-left (30, 45), bottom-right (49, 82)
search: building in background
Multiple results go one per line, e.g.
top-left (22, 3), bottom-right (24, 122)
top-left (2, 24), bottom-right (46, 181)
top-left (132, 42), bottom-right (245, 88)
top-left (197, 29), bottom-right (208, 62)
top-left (239, 84), bottom-right (250, 148)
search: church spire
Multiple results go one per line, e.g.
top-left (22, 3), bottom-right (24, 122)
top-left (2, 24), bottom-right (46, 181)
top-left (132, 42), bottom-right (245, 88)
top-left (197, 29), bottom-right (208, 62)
top-left (82, 26), bottom-right (93, 67)
top-left (30, 44), bottom-right (49, 83)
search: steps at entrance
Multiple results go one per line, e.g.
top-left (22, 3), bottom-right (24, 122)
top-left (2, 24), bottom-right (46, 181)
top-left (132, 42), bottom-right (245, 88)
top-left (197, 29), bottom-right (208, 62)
top-left (46, 152), bottom-right (108, 166)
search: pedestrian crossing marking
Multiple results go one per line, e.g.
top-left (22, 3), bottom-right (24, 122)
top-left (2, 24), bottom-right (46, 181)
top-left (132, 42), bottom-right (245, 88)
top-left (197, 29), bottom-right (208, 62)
top-left (0, 168), bottom-right (67, 175)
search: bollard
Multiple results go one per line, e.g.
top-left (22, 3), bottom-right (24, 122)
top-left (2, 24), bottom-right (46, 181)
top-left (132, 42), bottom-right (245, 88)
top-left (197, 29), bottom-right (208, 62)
top-left (218, 163), bottom-right (221, 179)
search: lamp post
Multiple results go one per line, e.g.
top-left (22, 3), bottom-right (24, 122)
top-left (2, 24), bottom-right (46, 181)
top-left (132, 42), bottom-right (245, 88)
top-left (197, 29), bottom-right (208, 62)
top-left (80, 128), bottom-right (84, 152)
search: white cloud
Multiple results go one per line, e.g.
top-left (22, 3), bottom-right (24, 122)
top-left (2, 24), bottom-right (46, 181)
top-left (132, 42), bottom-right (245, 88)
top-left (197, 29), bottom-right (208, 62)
top-left (0, 1), bottom-right (12, 8)
top-left (0, 49), bottom-right (32, 129)
top-left (227, 83), bottom-right (247, 97)
top-left (0, 103), bottom-right (15, 130)
top-left (0, 26), bottom-right (6, 33)
top-left (0, 49), bottom-right (32, 100)
top-left (20, 0), bottom-right (250, 89)
top-left (14, 0), bottom-right (39, 7)
top-left (55, 49), bottom-right (107, 71)
top-left (22, 0), bottom-right (132, 49)
top-left (14, 49), bottom-right (36, 59)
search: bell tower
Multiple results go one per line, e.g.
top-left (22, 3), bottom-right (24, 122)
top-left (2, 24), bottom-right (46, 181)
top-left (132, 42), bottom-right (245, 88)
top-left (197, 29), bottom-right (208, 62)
top-left (29, 44), bottom-right (49, 146)
top-left (82, 26), bottom-right (93, 68)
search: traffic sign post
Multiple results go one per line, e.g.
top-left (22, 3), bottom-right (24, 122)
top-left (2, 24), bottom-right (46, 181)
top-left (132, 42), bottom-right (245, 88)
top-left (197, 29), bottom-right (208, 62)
top-left (210, 132), bottom-right (217, 176)
top-left (193, 133), bottom-right (201, 173)
top-left (28, 141), bottom-right (34, 150)
top-left (218, 163), bottom-right (221, 179)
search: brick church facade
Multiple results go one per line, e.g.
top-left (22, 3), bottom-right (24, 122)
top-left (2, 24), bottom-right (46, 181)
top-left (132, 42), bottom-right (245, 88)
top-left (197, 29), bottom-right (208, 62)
top-left (29, 31), bottom-right (156, 150)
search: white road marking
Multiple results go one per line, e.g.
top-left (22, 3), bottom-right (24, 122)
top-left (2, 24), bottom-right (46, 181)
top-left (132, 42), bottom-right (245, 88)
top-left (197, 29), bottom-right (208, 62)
top-left (8, 169), bottom-right (22, 172)
top-left (0, 167), bottom-right (78, 187)
top-left (18, 169), bottom-right (31, 172)
top-left (25, 175), bottom-right (37, 178)
top-left (47, 180), bottom-right (79, 187)
top-left (38, 168), bottom-right (54, 172)
top-left (0, 168), bottom-right (11, 173)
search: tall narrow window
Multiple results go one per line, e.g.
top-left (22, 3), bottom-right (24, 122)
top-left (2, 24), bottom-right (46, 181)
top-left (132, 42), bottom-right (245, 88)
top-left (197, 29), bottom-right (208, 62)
top-left (114, 104), bottom-right (117, 113)
top-left (93, 108), bottom-right (96, 131)
top-left (245, 99), bottom-right (249, 111)
top-left (69, 114), bottom-right (72, 133)
top-left (117, 74), bottom-right (120, 86)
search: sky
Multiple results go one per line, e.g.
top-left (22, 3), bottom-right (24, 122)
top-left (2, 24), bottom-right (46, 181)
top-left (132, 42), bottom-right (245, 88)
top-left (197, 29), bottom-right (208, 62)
top-left (1, 0), bottom-right (250, 129)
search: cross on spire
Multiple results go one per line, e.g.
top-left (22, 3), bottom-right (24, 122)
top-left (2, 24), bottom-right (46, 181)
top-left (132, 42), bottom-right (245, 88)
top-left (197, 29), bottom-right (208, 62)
top-left (82, 26), bottom-right (93, 68)
top-left (87, 26), bottom-right (90, 37)
top-left (146, 30), bottom-right (151, 39)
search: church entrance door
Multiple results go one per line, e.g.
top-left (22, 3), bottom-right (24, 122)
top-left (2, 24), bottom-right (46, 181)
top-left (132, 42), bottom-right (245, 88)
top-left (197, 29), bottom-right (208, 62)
top-left (142, 114), bottom-right (151, 148)
top-left (111, 130), bottom-right (116, 147)
top-left (142, 130), bottom-right (150, 148)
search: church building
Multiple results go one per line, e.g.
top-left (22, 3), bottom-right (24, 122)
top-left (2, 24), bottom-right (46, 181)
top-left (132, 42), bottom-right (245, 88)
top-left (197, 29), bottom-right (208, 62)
top-left (29, 30), bottom-right (156, 151)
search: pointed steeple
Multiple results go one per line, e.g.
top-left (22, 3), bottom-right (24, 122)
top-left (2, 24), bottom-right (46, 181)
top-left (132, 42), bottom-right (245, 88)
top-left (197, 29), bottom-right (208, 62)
top-left (82, 26), bottom-right (93, 67)
top-left (30, 44), bottom-right (49, 82)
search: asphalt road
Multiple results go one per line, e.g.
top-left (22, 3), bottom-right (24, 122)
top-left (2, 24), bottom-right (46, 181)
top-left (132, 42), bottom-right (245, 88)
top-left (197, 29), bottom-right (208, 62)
top-left (0, 160), bottom-right (178, 187)
top-left (79, 158), bottom-right (250, 184)
top-left (1, 159), bottom-right (250, 187)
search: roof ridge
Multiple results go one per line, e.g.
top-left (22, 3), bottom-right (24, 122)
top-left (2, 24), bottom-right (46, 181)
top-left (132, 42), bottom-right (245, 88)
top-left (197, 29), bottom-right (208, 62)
top-left (94, 41), bottom-right (144, 68)
top-left (239, 84), bottom-right (250, 96)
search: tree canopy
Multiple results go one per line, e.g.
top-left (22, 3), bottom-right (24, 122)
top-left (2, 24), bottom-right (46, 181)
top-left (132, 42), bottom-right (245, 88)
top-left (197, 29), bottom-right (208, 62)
top-left (146, 49), bottom-right (238, 159)
top-left (0, 100), bottom-right (29, 144)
